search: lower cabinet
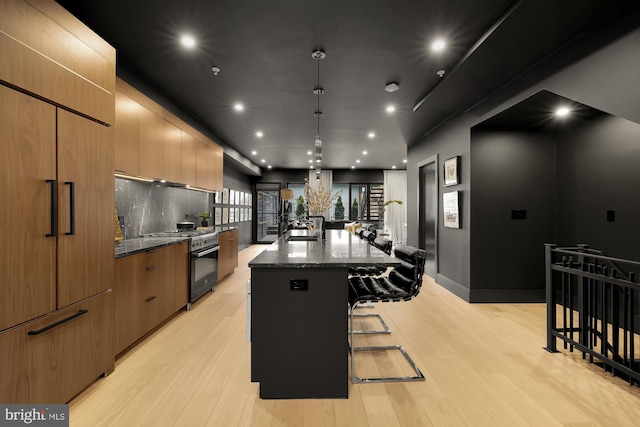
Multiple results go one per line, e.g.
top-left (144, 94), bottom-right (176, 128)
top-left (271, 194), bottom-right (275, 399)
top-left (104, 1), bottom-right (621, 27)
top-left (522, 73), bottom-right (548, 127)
top-left (114, 243), bottom-right (188, 356)
top-left (0, 291), bottom-right (114, 404)
top-left (218, 229), bottom-right (239, 282)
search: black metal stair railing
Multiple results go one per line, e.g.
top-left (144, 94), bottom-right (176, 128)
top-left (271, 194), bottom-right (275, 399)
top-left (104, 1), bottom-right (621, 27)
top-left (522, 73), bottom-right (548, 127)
top-left (545, 244), bottom-right (640, 386)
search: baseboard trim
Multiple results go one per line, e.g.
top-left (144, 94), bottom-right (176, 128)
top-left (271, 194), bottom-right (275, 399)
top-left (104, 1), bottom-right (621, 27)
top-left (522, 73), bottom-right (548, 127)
top-left (469, 288), bottom-right (545, 303)
top-left (434, 274), bottom-right (545, 303)
top-left (436, 274), bottom-right (470, 302)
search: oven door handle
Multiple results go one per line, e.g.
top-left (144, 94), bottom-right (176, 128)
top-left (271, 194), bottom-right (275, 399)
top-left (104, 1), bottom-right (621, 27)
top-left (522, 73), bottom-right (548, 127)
top-left (193, 246), bottom-right (220, 258)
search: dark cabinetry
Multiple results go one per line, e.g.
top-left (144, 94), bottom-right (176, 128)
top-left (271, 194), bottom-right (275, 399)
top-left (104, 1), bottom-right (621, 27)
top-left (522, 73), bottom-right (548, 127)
top-left (251, 268), bottom-right (348, 398)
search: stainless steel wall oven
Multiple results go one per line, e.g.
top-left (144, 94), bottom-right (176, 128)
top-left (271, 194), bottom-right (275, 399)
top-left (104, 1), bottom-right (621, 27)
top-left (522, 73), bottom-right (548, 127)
top-left (189, 233), bottom-right (219, 309)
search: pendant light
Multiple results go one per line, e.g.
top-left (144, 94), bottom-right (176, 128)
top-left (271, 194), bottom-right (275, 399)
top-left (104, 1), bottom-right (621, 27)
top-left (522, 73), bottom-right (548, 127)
top-left (312, 49), bottom-right (326, 181)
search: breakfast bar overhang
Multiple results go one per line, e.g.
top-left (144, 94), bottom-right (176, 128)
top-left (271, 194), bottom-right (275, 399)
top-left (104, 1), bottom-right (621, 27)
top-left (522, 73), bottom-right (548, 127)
top-left (248, 229), bottom-right (399, 399)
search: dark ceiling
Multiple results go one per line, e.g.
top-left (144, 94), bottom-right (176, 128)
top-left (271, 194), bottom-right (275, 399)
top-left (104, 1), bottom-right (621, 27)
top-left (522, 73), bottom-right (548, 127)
top-left (56, 0), bottom-right (632, 172)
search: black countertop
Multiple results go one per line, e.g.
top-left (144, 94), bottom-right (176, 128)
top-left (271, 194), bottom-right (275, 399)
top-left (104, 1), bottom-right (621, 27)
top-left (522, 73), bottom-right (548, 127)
top-left (248, 229), bottom-right (399, 268)
top-left (115, 237), bottom-right (189, 259)
top-left (114, 226), bottom-right (238, 258)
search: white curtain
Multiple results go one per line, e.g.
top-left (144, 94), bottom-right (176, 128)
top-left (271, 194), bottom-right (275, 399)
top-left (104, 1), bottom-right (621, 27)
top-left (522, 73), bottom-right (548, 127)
top-left (308, 169), bottom-right (333, 220)
top-left (383, 170), bottom-right (407, 244)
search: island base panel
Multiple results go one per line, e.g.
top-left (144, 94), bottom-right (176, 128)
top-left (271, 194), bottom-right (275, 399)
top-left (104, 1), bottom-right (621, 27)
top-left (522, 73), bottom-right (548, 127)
top-left (251, 268), bottom-right (348, 399)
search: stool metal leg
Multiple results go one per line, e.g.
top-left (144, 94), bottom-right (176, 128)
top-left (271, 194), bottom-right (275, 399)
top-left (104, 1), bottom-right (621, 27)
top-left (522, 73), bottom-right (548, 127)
top-left (349, 301), bottom-right (425, 384)
top-left (350, 312), bottom-right (391, 334)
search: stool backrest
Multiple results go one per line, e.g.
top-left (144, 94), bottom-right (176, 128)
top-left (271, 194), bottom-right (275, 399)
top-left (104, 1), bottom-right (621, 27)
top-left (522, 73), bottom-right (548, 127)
top-left (372, 236), bottom-right (392, 255)
top-left (390, 244), bottom-right (427, 297)
top-left (362, 230), bottom-right (376, 243)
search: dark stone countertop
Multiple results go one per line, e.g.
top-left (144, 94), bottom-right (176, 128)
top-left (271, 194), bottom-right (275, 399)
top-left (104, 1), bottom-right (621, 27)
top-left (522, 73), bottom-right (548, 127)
top-left (215, 226), bottom-right (238, 233)
top-left (115, 237), bottom-right (189, 259)
top-left (248, 229), bottom-right (399, 268)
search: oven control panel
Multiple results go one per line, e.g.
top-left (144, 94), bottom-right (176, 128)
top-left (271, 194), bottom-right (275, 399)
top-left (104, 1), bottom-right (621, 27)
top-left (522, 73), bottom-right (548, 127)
top-left (190, 233), bottom-right (218, 251)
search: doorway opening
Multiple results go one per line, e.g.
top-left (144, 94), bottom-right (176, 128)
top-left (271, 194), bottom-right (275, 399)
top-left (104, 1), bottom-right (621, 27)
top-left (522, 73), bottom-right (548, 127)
top-left (418, 155), bottom-right (438, 278)
top-left (255, 183), bottom-right (280, 243)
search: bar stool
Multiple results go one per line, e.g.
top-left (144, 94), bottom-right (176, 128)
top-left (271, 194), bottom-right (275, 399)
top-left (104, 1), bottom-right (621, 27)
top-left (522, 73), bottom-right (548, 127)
top-left (348, 243), bottom-right (427, 383)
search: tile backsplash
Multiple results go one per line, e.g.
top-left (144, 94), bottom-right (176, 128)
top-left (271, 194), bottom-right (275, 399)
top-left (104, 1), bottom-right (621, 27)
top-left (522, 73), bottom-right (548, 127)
top-left (115, 178), bottom-right (211, 239)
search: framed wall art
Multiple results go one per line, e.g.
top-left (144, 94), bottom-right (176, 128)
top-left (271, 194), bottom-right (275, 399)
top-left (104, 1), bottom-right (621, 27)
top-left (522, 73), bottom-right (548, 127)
top-left (443, 191), bottom-right (460, 229)
top-left (443, 156), bottom-right (459, 187)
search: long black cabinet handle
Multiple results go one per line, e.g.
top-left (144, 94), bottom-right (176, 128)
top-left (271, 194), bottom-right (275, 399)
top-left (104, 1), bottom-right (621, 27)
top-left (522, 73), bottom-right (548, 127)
top-left (27, 310), bottom-right (88, 336)
top-left (145, 296), bottom-right (157, 303)
top-left (145, 265), bottom-right (156, 270)
top-left (46, 179), bottom-right (57, 237)
top-left (65, 181), bottom-right (75, 235)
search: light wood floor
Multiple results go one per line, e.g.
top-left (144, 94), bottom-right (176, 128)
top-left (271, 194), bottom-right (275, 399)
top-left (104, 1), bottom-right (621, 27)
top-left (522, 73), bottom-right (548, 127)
top-left (69, 245), bottom-right (640, 426)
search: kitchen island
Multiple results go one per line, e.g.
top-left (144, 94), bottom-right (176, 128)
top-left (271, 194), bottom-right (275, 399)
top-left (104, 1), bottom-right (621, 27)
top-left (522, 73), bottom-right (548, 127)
top-left (248, 229), bottom-right (399, 399)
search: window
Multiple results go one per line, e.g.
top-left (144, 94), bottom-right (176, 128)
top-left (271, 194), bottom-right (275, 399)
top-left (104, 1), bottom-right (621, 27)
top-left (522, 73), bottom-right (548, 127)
top-left (332, 184), bottom-right (348, 221)
top-left (287, 183), bottom-right (306, 219)
top-left (349, 184), bottom-right (383, 221)
top-left (288, 182), bottom-right (383, 222)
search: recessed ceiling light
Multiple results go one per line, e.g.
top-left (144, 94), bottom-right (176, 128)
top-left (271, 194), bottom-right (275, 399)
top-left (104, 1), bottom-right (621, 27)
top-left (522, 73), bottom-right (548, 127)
top-left (261, 159), bottom-right (266, 163)
top-left (310, 165), bottom-right (314, 169)
top-left (307, 151), bottom-right (312, 155)
top-left (181, 35), bottom-right (196, 48)
top-left (403, 159), bottom-right (407, 163)
top-left (368, 132), bottom-right (375, 139)
top-left (251, 150), bottom-right (257, 155)
top-left (351, 166), bottom-right (355, 169)
top-left (356, 159), bottom-right (361, 163)
top-left (431, 39), bottom-right (446, 52)
top-left (386, 105), bottom-right (396, 113)
top-left (363, 151), bottom-right (368, 155)
top-left (555, 106), bottom-right (570, 117)
top-left (316, 159), bottom-right (321, 163)
top-left (308, 159), bottom-right (313, 163)
top-left (234, 103), bottom-right (244, 112)
top-left (267, 165), bottom-right (272, 169)
top-left (392, 165), bottom-right (396, 169)
top-left (256, 131), bottom-right (263, 138)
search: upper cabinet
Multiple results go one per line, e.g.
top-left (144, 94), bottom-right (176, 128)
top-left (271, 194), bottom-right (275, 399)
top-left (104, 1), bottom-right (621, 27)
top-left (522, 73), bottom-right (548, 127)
top-left (138, 105), bottom-right (165, 180)
top-left (0, 0), bottom-right (115, 125)
top-left (114, 78), bottom-right (223, 192)
top-left (163, 120), bottom-right (182, 184)
top-left (181, 131), bottom-right (197, 187)
top-left (114, 90), bottom-right (140, 176)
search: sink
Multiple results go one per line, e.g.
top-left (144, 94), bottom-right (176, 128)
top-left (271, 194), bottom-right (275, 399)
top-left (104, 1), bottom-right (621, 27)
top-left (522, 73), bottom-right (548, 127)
top-left (285, 235), bottom-right (319, 242)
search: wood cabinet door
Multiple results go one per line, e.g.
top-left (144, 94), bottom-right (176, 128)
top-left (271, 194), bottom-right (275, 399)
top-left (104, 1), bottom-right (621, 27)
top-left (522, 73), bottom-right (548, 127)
top-left (174, 242), bottom-right (189, 311)
top-left (57, 109), bottom-right (114, 308)
top-left (228, 229), bottom-right (239, 271)
top-left (0, 85), bottom-right (56, 331)
top-left (114, 89), bottom-right (140, 175)
top-left (163, 120), bottom-right (182, 183)
top-left (0, 291), bottom-right (114, 404)
top-left (114, 255), bottom-right (141, 355)
top-left (212, 146), bottom-right (224, 192)
top-left (139, 106), bottom-right (164, 179)
top-left (195, 139), bottom-right (210, 190)
top-left (218, 233), bottom-right (228, 282)
top-left (181, 131), bottom-right (197, 187)
top-left (139, 247), bottom-right (176, 335)
top-left (218, 229), bottom-right (238, 281)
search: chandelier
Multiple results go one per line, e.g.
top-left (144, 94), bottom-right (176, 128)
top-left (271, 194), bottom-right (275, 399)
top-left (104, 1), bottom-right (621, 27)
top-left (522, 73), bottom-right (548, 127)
top-left (312, 49), bottom-right (326, 181)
